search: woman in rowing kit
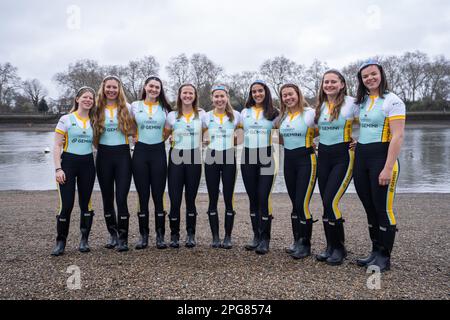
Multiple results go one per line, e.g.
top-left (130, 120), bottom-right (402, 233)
top-left (51, 87), bottom-right (96, 256)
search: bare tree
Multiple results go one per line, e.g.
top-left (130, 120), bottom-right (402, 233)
top-left (260, 56), bottom-right (298, 99)
top-left (226, 71), bottom-right (259, 109)
top-left (302, 59), bottom-right (329, 98)
top-left (421, 55), bottom-right (450, 101)
top-left (121, 56), bottom-right (160, 101)
top-left (22, 79), bottom-right (48, 110)
top-left (53, 59), bottom-right (104, 99)
top-left (0, 62), bottom-right (21, 107)
top-left (400, 51), bottom-right (429, 102)
top-left (166, 54), bottom-right (191, 99)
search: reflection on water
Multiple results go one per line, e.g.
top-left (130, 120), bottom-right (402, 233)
top-left (0, 127), bottom-right (449, 193)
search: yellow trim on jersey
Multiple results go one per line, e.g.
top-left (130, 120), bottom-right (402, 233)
top-left (253, 106), bottom-right (263, 120)
top-left (106, 105), bottom-right (117, 118)
top-left (303, 153), bottom-right (317, 220)
top-left (63, 132), bottom-right (69, 152)
top-left (326, 102), bottom-right (334, 114)
top-left (306, 127), bottom-right (314, 148)
top-left (214, 112), bottom-right (226, 125)
top-left (367, 96), bottom-right (378, 111)
top-left (386, 160), bottom-right (399, 226)
top-left (288, 111), bottom-right (300, 121)
top-left (381, 118), bottom-right (391, 142)
top-left (144, 100), bottom-right (158, 108)
top-left (389, 115), bottom-right (406, 121)
top-left (74, 111), bottom-right (89, 129)
top-left (55, 129), bottom-right (65, 136)
top-left (184, 112), bottom-right (194, 123)
top-left (344, 120), bottom-right (353, 142)
top-left (331, 149), bottom-right (354, 220)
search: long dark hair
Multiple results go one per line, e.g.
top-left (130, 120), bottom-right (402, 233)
top-left (244, 81), bottom-right (278, 120)
top-left (140, 76), bottom-right (172, 112)
top-left (314, 70), bottom-right (348, 124)
top-left (355, 64), bottom-right (389, 105)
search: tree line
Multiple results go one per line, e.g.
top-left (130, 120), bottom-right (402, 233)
top-left (0, 50), bottom-right (448, 114)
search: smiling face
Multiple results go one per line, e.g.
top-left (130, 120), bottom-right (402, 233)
top-left (251, 84), bottom-right (265, 105)
top-left (322, 73), bottom-right (345, 97)
top-left (212, 90), bottom-right (228, 111)
top-left (361, 65), bottom-right (382, 94)
top-left (104, 79), bottom-right (119, 101)
top-left (180, 85), bottom-right (196, 106)
top-left (281, 87), bottom-right (299, 111)
top-left (144, 79), bottom-right (161, 101)
top-left (76, 91), bottom-right (95, 111)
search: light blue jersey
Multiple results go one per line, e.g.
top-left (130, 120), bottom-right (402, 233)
top-left (279, 108), bottom-right (316, 150)
top-left (358, 93), bottom-right (406, 144)
top-left (166, 110), bottom-right (206, 150)
top-left (240, 107), bottom-right (276, 148)
top-left (132, 101), bottom-right (167, 145)
top-left (55, 113), bottom-right (93, 155)
top-left (99, 105), bottom-right (131, 146)
top-left (317, 96), bottom-right (358, 146)
top-left (203, 110), bottom-right (240, 151)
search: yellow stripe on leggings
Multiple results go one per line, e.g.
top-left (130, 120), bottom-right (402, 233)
top-left (386, 160), bottom-right (399, 226)
top-left (88, 197), bottom-right (93, 211)
top-left (268, 148), bottom-right (279, 216)
top-left (303, 153), bottom-right (317, 220)
top-left (332, 149), bottom-right (355, 220)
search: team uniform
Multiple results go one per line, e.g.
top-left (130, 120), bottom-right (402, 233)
top-left (52, 112), bottom-right (95, 255)
top-left (240, 106), bottom-right (278, 254)
top-left (166, 109), bottom-right (206, 248)
top-left (202, 110), bottom-right (240, 248)
top-left (316, 96), bottom-right (358, 265)
top-left (279, 108), bottom-right (317, 258)
top-left (130, 100), bottom-right (168, 249)
top-left (96, 103), bottom-right (133, 251)
top-left (353, 92), bottom-right (405, 271)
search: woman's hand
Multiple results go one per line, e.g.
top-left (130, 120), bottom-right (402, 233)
top-left (349, 138), bottom-right (357, 150)
top-left (56, 169), bottom-right (66, 185)
top-left (378, 167), bottom-right (392, 186)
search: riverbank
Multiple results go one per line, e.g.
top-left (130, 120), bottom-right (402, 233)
top-left (0, 191), bottom-right (448, 300)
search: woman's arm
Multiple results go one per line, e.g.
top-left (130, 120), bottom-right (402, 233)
top-left (53, 133), bottom-right (66, 184)
top-left (378, 119), bottom-right (405, 186)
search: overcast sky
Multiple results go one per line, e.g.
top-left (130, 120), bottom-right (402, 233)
top-left (1, 0), bottom-right (449, 98)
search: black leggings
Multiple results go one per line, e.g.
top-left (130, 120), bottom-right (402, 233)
top-left (317, 142), bottom-right (354, 221)
top-left (57, 152), bottom-right (95, 236)
top-left (96, 144), bottom-right (132, 218)
top-left (204, 148), bottom-right (237, 213)
top-left (168, 148), bottom-right (202, 227)
top-left (240, 147), bottom-right (277, 217)
top-left (132, 141), bottom-right (167, 214)
top-left (353, 142), bottom-right (399, 228)
top-left (284, 147), bottom-right (317, 221)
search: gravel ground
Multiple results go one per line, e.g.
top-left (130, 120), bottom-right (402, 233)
top-left (0, 191), bottom-right (449, 300)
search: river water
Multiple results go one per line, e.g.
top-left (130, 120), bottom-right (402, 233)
top-left (0, 125), bottom-right (449, 193)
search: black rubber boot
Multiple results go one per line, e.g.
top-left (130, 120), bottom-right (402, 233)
top-left (244, 212), bottom-right (260, 251)
top-left (104, 212), bottom-right (118, 249)
top-left (316, 219), bottom-right (333, 262)
top-left (208, 211), bottom-right (220, 248)
top-left (155, 211), bottom-right (167, 249)
top-left (169, 215), bottom-right (180, 248)
top-left (357, 224), bottom-right (379, 267)
top-left (285, 212), bottom-right (300, 254)
top-left (79, 211), bottom-right (94, 253)
top-left (185, 212), bottom-right (197, 248)
top-left (117, 214), bottom-right (129, 252)
top-left (51, 215), bottom-right (69, 256)
top-left (222, 211), bottom-right (235, 249)
top-left (135, 212), bottom-right (149, 250)
top-left (326, 220), bottom-right (347, 266)
top-left (255, 215), bottom-right (272, 255)
top-left (367, 226), bottom-right (397, 272)
top-left (291, 219), bottom-right (312, 259)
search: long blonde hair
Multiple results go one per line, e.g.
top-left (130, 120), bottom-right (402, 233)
top-left (211, 85), bottom-right (235, 122)
top-left (70, 87), bottom-right (96, 119)
top-left (314, 70), bottom-right (348, 124)
top-left (92, 76), bottom-right (136, 146)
